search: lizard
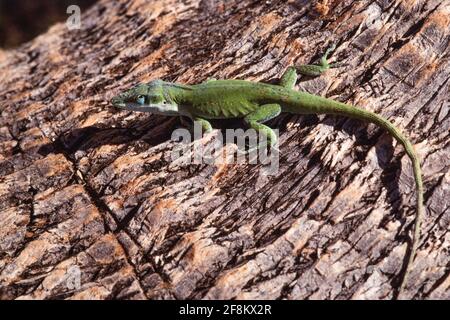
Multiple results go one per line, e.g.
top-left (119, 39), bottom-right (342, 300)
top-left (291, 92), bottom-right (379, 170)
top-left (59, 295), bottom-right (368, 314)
top-left (111, 44), bottom-right (424, 299)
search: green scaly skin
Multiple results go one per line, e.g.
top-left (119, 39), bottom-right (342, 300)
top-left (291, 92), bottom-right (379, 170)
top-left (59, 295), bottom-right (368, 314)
top-left (111, 45), bottom-right (424, 299)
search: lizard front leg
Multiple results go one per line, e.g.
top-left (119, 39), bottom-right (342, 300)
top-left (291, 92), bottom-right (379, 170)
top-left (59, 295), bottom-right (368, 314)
top-left (205, 78), bottom-right (217, 83)
top-left (179, 116), bottom-right (213, 135)
top-left (193, 117), bottom-right (213, 134)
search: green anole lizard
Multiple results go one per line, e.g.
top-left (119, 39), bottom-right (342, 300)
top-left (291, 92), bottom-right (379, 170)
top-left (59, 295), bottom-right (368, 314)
top-left (111, 44), bottom-right (424, 299)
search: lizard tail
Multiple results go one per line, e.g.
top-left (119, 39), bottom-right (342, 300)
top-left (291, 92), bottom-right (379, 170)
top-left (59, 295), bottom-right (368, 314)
top-left (286, 93), bottom-right (424, 298)
top-left (364, 113), bottom-right (424, 299)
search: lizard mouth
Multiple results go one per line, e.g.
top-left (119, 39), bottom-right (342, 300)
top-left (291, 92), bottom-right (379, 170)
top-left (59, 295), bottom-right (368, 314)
top-left (111, 101), bottom-right (150, 111)
top-left (113, 102), bottom-right (126, 108)
top-left (111, 96), bottom-right (127, 108)
top-left (111, 100), bottom-right (153, 111)
top-left (116, 102), bottom-right (179, 114)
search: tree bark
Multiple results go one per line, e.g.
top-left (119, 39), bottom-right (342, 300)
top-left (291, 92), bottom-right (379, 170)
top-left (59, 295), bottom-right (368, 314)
top-left (0, 0), bottom-right (448, 300)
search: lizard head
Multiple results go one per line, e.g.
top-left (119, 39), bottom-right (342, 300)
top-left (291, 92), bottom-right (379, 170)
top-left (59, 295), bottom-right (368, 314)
top-left (111, 80), bottom-right (180, 115)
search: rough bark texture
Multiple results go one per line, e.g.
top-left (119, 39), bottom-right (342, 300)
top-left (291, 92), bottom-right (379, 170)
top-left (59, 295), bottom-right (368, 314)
top-left (0, 0), bottom-right (449, 300)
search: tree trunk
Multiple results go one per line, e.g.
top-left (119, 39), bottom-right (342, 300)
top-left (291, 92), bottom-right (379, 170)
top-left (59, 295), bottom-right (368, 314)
top-left (0, 0), bottom-right (448, 300)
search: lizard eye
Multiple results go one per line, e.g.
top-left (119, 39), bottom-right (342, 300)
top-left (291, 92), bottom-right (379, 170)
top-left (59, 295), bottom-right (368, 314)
top-left (136, 95), bottom-right (146, 105)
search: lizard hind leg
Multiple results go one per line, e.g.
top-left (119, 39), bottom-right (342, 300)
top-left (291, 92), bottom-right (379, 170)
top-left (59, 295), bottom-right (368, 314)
top-left (295, 43), bottom-right (336, 77)
top-left (280, 66), bottom-right (298, 89)
top-left (243, 103), bottom-right (281, 150)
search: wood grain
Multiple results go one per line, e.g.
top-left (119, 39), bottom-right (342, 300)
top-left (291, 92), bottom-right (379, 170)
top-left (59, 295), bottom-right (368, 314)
top-left (0, 0), bottom-right (448, 300)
